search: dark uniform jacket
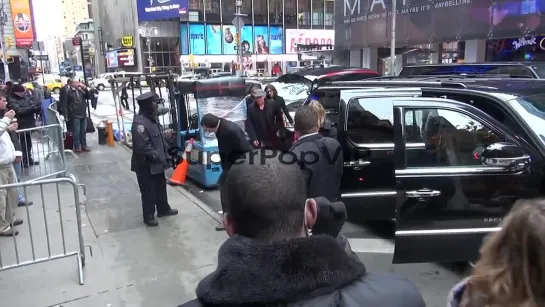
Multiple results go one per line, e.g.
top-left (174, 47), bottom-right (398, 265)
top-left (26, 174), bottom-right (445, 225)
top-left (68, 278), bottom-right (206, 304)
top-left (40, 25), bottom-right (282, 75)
top-left (246, 101), bottom-right (283, 148)
top-left (7, 93), bottom-right (40, 129)
top-left (290, 133), bottom-right (343, 202)
top-left (216, 119), bottom-right (251, 173)
top-left (130, 113), bottom-right (170, 175)
top-left (178, 235), bottom-right (425, 307)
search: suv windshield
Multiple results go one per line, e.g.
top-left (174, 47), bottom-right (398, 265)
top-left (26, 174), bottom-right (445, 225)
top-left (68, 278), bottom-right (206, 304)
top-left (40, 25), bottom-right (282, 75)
top-left (531, 65), bottom-right (545, 78)
top-left (511, 94), bottom-right (545, 145)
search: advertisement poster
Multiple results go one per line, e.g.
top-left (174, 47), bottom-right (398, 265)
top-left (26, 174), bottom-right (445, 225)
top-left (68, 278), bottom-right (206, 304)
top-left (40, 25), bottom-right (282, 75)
top-left (222, 25), bottom-right (252, 55)
top-left (189, 24), bottom-right (205, 55)
top-left (205, 25), bottom-right (223, 54)
top-left (337, 0), bottom-right (545, 47)
top-left (180, 24), bottom-right (189, 54)
top-left (253, 26), bottom-right (268, 54)
top-left (285, 29), bottom-right (334, 54)
top-left (10, 0), bottom-right (34, 47)
top-left (136, 0), bottom-right (188, 22)
top-left (117, 48), bottom-right (135, 66)
top-left (269, 26), bottom-right (283, 54)
top-left (106, 51), bottom-right (119, 68)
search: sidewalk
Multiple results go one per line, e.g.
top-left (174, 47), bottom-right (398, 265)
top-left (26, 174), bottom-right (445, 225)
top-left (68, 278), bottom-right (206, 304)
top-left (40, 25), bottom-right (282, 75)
top-left (0, 133), bottom-right (226, 307)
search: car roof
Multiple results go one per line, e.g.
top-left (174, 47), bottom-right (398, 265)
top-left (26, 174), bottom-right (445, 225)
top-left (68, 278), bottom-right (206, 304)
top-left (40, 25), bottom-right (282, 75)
top-left (316, 77), bottom-right (545, 97)
top-left (403, 62), bottom-right (542, 68)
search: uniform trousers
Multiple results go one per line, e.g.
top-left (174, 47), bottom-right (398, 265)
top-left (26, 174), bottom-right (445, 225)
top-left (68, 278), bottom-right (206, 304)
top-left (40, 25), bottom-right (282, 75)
top-left (135, 169), bottom-right (171, 220)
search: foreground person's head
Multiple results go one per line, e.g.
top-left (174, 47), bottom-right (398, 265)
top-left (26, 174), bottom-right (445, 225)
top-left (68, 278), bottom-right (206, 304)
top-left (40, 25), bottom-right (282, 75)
top-left (463, 199), bottom-right (545, 306)
top-left (222, 161), bottom-right (317, 241)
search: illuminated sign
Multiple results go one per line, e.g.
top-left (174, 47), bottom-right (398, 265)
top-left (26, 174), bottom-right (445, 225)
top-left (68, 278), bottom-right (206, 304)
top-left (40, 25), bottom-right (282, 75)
top-left (121, 36), bottom-right (133, 47)
top-left (512, 36), bottom-right (536, 50)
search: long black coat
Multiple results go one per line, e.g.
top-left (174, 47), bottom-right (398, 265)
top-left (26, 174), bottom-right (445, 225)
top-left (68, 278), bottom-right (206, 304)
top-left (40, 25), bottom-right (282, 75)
top-left (290, 133), bottom-right (343, 201)
top-left (246, 101), bottom-right (283, 148)
top-left (6, 93), bottom-right (40, 129)
top-left (216, 119), bottom-right (251, 173)
top-left (130, 114), bottom-right (170, 175)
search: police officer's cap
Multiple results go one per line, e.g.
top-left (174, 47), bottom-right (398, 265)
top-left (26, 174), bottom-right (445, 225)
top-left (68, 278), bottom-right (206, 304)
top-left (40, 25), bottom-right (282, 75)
top-left (135, 92), bottom-right (160, 106)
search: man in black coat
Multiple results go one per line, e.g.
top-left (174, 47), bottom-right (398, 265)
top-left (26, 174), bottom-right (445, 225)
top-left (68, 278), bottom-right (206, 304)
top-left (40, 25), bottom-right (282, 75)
top-left (178, 161), bottom-right (425, 307)
top-left (290, 106), bottom-right (343, 202)
top-left (201, 113), bottom-right (251, 230)
top-left (246, 88), bottom-right (284, 150)
top-left (7, 84), bottom-right (41, 167)
top-left (60, 79), bottom-right (91, 152)
top-left (131, 92), bottom-right (178, 226)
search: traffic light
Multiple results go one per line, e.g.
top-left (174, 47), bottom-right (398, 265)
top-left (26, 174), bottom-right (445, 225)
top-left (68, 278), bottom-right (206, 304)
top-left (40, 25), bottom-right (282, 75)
top-left (6, 37), bottom-right (13, 48)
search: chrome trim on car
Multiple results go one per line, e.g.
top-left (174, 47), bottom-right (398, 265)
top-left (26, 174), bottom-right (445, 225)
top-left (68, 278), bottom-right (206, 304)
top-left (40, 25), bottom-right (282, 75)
top-left (354, 142), bottom-right (425, 149)
top-left (396, 227), bottom-right (501, 236)
top-left (341, 191), bottom-right (397, 198)
top-left (395, 166), bottom-right (507, 177)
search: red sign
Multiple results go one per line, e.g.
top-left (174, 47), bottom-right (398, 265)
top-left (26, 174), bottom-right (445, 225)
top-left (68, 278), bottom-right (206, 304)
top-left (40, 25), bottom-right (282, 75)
top-left (285, 29), bottom-right (334, 54)
top-left (72, 37), bottom-right (81, 46)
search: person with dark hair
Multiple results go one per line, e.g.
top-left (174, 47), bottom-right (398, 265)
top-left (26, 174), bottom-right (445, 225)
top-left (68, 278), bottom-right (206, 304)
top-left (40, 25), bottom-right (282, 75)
top-left (179, 161), bottom-right (425, 307)
top-left (7, 84), bottom-right (41, 167)
top-left (246, 87), bottom-right (283, 150)
top-left (64, 79), bottom-right (91, 153)
top-left (290, 106), bottom-right (343, 202)
top-left (201, 113), bottom-right (251, 230)
top-left (4, 81), bottom-right (13, 95)
top-left (265, 84), bottom-right (293, 125)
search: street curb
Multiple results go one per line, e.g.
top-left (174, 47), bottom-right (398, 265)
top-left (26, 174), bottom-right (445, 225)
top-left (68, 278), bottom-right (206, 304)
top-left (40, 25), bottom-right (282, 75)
top-left (119, 142), bottom-right (222, 224)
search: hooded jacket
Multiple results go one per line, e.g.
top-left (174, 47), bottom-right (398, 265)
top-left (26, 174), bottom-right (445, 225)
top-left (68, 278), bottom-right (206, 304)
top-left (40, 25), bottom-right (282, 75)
top-left (179, 235), bottom-right (425, 307)
top-left (7, 92), bottom-right (40, 129)
top-left (0, 117), bottom-right (22, 166)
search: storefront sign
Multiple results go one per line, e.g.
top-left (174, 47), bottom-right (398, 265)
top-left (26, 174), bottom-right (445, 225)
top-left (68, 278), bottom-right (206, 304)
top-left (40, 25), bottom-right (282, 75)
top-left (180, 24), bottom-right (283, 55)
top-left (512, 37), bottom-right (536, 50)
top-left (136, 0), bottom-right (188, 22)
top-left (121, 36), bottom-right (133, 47)
top-left (337, 0), bottom-right (545, 48)
top-left (285, 29), bottom-right (334, 54)
top-left (106, 48), bottom-right (135, 68)
top-left (10, 0), bottom-right (34, 47)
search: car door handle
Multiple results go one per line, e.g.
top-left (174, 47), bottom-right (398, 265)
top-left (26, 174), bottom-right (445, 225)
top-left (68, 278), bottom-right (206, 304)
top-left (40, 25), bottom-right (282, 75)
top-left (344, 159), bottom-right (371, 168)
top-left (405, 189), bottom-right (441, 198)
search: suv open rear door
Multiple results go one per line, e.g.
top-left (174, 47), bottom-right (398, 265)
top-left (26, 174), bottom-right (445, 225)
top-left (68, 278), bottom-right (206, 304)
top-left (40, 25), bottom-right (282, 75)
top-left (339, 88), bottom-right (421, 222)
top-left (391, 97), bottom-right (533, 263)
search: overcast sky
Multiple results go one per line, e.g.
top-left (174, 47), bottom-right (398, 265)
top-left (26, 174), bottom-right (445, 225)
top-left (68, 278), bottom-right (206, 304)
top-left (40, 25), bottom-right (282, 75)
top-left (32, 0), bottom-right (63, 40)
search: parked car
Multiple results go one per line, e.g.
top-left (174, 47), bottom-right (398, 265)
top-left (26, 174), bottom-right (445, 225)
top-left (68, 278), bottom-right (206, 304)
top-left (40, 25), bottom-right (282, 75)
top-left (399, 62), bottom-right (545, 78)
top-left (304, 76), bottom-right (545, 264)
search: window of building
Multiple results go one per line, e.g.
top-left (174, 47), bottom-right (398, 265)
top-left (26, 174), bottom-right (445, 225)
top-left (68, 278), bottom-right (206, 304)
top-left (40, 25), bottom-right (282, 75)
top-left (346, 97), bottom-right (394, 144)
top-left (298, 0), bottom-right (311, 28)
top-left (253, 0), bottom-right (267, 24)
top-left (189, 0), bottom-right (204, 21)
top-left (143, 37), bottom-right (181, 74)
top-left (285, 0), bottom-right (296, 28)
top-left (325, 0), bottom-right (333, 28)
top-left (404, 108), bottom-right (502, 168)
top-left (311, 0), bottom-right (324, 28)
top-left (269, 0), bottom-right (282, 24)
top-left (205, 0), bottom-right (220, 22)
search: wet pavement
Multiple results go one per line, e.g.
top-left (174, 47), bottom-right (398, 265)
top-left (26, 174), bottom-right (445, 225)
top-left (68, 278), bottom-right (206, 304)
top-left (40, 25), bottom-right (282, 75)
top-left (0, 133), bottom-right (226, 307)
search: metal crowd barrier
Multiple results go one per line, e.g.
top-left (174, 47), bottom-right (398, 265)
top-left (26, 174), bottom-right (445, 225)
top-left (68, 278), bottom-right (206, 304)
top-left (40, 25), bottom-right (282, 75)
top-left (14, 103), bottom-right (76, 182)
top-left (0, 176), bottom-right (90, 285)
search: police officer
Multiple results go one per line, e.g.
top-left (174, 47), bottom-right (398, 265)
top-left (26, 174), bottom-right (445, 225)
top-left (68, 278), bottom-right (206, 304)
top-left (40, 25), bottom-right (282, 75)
top-left (131, 92), bottom-right (178, 226)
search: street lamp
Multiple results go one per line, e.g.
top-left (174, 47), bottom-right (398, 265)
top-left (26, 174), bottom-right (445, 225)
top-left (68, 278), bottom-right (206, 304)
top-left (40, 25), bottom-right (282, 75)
top-left (138, 23), bottom-right (159, 73)
top-left (0, 4), bottom-right (10, 81)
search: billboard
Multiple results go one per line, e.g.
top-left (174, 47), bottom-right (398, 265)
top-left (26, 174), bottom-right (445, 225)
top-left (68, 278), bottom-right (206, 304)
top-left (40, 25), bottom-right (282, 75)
top-left (181, 24), bottom-right (283, 55)
top-left (10, 0), bottom-right (34, 47)
top-left (137, 0), bottom-right (188, 22)
top-left (106, 48), bottom-right (136, 68)
top-left (336, 0), bottom-right (545, 48)
top-left (285, 29), bottom-right (334, 54)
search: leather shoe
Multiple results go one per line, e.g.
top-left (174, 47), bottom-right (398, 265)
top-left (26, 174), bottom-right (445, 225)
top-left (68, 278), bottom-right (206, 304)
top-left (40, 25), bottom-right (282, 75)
top-left (144, 219), bottom-right (159, 227)
top-left (157, 209), bottom-right (178, 217)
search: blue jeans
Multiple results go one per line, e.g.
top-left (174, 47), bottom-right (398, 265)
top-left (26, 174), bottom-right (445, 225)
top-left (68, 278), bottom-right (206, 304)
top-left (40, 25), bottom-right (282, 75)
top-left (13, 162), bottom-right (24, 202)
top-left (72, 118), bottom-right (87, 149)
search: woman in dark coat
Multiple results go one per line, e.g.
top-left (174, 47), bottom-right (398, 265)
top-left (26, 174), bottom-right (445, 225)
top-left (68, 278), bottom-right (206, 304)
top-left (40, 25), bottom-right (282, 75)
top-left (265, 84), bottom-right (293, 125)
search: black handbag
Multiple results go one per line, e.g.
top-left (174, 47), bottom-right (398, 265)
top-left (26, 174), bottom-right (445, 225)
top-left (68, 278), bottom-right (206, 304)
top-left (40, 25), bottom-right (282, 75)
top-left (86, 99), bottom-right (95, 133)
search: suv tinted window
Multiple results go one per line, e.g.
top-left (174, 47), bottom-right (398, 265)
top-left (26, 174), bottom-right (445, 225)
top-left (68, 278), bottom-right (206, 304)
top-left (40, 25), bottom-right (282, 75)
top-left (404, 108), bottom-right (502, 167)
top-left (310, 90), bottom-right (340, 124)
top-left (346, 97), bottom-right (394, 144)
top-left (499, 66), bottom-right (533, 77)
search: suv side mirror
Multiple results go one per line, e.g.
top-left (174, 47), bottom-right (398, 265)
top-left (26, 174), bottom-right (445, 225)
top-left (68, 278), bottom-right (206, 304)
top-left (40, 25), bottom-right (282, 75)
top-left (480, 142), bottom-right (530, 170)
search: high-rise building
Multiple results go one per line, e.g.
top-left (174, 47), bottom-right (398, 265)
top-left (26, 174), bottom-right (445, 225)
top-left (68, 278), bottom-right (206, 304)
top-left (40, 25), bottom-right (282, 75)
top-left (61, 0), bottom-right (89, 37)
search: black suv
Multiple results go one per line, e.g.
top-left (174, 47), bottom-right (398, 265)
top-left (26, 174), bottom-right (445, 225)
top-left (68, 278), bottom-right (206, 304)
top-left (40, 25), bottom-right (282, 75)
top-left (399, 62), bottom-right (545, 78)
top-left (305, 77), bottom-right (545, 264)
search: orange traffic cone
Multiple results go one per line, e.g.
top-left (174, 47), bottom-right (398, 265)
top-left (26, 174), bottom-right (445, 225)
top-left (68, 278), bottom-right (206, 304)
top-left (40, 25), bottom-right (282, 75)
top-left (168, 138), bottom-right (194, 185)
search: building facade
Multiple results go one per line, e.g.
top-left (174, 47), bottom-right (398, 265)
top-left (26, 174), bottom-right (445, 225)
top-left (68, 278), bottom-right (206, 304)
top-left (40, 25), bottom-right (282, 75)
top-left (61, 0), bottom-right (89, 37)
top-left (334, 0), bottom-right (545, 73)
top-left (69, 19), bottom-right (95, 77)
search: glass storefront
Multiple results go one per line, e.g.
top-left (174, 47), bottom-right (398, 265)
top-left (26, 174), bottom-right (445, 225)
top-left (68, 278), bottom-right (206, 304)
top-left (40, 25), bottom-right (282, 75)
top-left (141, 37), bottom-right (181, 73)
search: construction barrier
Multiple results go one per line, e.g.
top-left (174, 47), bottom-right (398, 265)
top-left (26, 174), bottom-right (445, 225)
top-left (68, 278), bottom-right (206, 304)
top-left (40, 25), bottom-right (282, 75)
top-left (0, 176), bottom-right (90, 285)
